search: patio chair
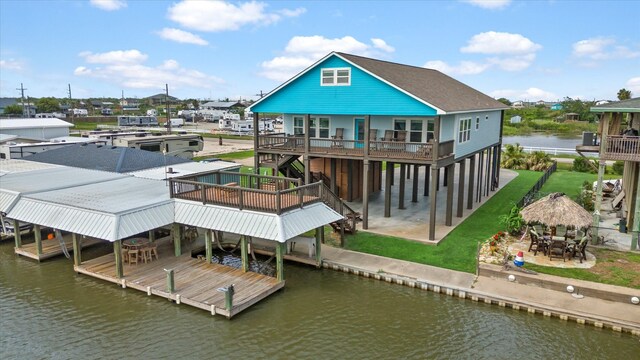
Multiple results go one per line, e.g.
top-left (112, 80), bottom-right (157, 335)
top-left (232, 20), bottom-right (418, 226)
top-left (533, 224), bottom-right (546, 236)
top-left (368, 129), bottom-right (378, 141)
top-left (528, 229), bottom-right (547, 256)
top-left (150, 244), bottom-right (159, 260)
top-left (128, 249), bottom-right (139, 265)
top-left (552, 225), bottom-right (567, 241)
top-left (331, 128), bottom-right (345, 148)
top-left (548, 239), bottom-right (568, 262)
top-left (572, 236), bottom-right (589, 263)
top-left (381, 130), bottom-right (394, 142)
top-left (394, 130), bottom-right (407, 142)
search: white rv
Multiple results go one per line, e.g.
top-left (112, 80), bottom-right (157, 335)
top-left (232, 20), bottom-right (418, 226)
top-left (112, 134), bottom-right (204, 158)
top-left (230, 120), bottom-right (253, 133)
top-left (0, 137), bottom-right (105, 159)
top-left (117, 116), bottom-right (159, 127)
top-left (82, 130), bottom-right (151, 146)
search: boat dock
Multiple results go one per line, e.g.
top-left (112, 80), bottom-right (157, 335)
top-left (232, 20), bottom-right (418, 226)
top-left (74, 238), bottom-right (284, 318)
top-left (14, 233), bottom-right (102, 261)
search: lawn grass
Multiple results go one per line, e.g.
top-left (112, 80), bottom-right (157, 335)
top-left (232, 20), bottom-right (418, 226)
top-left (215, 150), bottom-right (255, 161)
top-left (525, 248), bottom-right (640, 289)
top-left (71, 121), bottom-right (117, 130)
top-left (538, 169), bottom-right (618, 200)
top-left (344, 170), bottom-right (543, 273)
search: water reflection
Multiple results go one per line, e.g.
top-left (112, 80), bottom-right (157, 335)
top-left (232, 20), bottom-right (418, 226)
top-left (0, 240), bottom-right (637, 359)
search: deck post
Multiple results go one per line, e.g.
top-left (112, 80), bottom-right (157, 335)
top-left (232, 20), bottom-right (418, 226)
top-left (72, 233), bottom-right (81, 267)
top-left (399, 164), bottom-right (406, 209)
top-left (172, 223), bottom-right (182, 257)
top-left (477, 150), bottom-right (484, 202)
top-left (114, 240), bottom-right (123, 279)
top-left (13, 219), bottom-right (22, 248)
top-left (276, 242), bottom-right (285, 282)
top-left (34, 224), bottom-right (42, 257)
top-left (631, 164), bottom-right (639, 250)
top-left (315, 227), bottom-right (322, 267)
top-left (330, 158), bottom-right (337, 193)
top-left (445, 164), bottom-right (454, 226)
top-left (148, 230), bottom-right (156, 242)
top-left (304, 114), bottom-right (311, 184)
top-left (467, 154), bottom-right (476, 210)
top-left (347, 159), bottom-right (353, 201)
top-left (429, 166), bottom-right (438, 240)
top-left (457, 159), bottom-right (466, 217)
top-left (240, 235), bottom-right (249, 272)
top-left (443, 166), bottom-right (448, 186)
top-left (436, 168), bottom-right (440, 191)
top-left (165, 269), bottom-right (175, 293)
top-left (412, 165), bottom-right (419, 203)
top-left (253, 112), bottom-right (260, 174)
top-left (593, 112), bottom-right (611, 244)
top-left (384, 161), bottom-right (392, 217)
top-left (205, 229), bottom-right (212, 264)
top-left (424, 164), bottom-right (430, 196)
top-left (362, 159), bottom-right (370, 229)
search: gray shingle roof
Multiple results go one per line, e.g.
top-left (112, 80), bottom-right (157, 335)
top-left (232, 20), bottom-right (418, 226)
top-left (337, 52), bottom-right (508, 113)
top-left (23, 144), bottom-right (190, 173)
top-left (590, 97), bottom-right (640, 113)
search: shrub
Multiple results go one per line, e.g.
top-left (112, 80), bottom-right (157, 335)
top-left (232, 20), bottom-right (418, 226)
top-left (499, 205), bottom-right (524, 235)
top-left (577, 180), bottom-right (594, 211)
top-left (612, 161), bottom-right (624, 175)
top-left (572, 157), bottom-right (596, 173)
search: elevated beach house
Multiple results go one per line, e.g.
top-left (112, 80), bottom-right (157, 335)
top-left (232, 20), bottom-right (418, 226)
top-left (248, 52), bottom-right (509, 240)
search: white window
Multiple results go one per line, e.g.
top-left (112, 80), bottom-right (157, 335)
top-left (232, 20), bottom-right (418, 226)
top-left (475, 117), bottom-right (480, 130)
top-left (293, 116), bottom-right (330, 138)
top-left (293, 116), bottom-right (304, 135)
top-left (458, 118), bottom-right (471, 143)
top-left (394, 118), bottom-right (435, 142)
top-left (321, 68), bottom-right (351, 86)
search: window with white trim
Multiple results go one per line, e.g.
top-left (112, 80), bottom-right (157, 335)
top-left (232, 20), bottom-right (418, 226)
top-left (475, 117), bottom-right (480, 130)
top-left (458, 118), bottom-right (471, 143)
top-left (293, 116), bottom-right (304, 135)
top-left (321, 68), bottom-right (351, 86)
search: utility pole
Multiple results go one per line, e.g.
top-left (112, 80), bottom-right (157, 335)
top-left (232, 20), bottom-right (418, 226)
top-left (166, 84), bottom-right (171, 134)
top-left (17, 83), bottom-right (27, 117)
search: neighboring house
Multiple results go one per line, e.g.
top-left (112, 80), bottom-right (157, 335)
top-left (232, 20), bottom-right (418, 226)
top-left (200, 101), bottom-right (245, 111)
top-left (144, 93), bottom-right (179, 106)
top-left (248, 52), bottom-right (508, 240)
top-left (512, 101), bottom-right (525, 109)
top-left (0, 118), bottom-right (73, 140)
top-left (577, 97), bottom-right (640, 250)
top-left (551, 103), bottom-right (563, 111)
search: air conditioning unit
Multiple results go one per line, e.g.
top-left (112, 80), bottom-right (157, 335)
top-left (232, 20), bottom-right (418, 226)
top-left (582, 132), bottom-right (595, 146)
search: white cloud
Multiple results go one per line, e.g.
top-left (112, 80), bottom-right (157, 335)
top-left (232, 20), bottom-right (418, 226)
top-left (0, 59), bottom-right (23, 71)
top-left (79, 49), bottom-right (148, 64)
top-left (260, 35), bottom-right (395, 81)
top-left (490, 87), bottom-right (558, 102)
top-left (627, 77), bottom-right (640, 95)
top-left (158, 28), bottom-right (208, 46)
top-left (75, 49), bottom-right (223, 90)
top-left (424, 60), bottom-right (490, 75)
top-left (168, 0), bottom-right (305, 32)
top-left (427, 31), bottom-right (541, 75)
top-left (572, 37), bottom-right (640, 61)
top-left (462, 0), bottom-right (511, 9)
top-left (371, 38), bottom-right (395, 53)
top-left (461, 31), bottom-right (541, 55)
top-left (90, 0), bottom-right (127, 11)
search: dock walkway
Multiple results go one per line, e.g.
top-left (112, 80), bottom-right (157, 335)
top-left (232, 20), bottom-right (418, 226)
top-left (74, 239), bottom-right (284, 318)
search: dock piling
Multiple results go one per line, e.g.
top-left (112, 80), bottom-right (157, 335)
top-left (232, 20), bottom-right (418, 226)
top-left (165, 268), bottom-right (175, 293)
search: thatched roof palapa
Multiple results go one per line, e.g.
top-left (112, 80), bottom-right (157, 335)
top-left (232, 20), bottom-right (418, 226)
top-left (520, 192), bottom-right (592, 229)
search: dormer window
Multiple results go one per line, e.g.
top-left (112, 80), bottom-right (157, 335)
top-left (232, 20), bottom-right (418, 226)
top-left (321, 68), bottom-right (351, 86)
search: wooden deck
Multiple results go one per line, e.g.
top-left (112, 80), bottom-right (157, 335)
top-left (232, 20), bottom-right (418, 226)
top-left (14, 235), bottom-right (102, 261)
top-left (74, 239), bottom-right (284, 318)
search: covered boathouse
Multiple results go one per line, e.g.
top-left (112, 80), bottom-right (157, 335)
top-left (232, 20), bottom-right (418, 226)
top-left (1, 159), bottom-right (342, 318)
top-left (248, 52), bottom-right (509, 240)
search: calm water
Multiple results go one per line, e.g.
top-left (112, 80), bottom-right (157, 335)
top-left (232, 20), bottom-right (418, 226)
top-left (503, 134), bottom-right (582, 149)
top-left (0, 240), bottom-right (637, 359)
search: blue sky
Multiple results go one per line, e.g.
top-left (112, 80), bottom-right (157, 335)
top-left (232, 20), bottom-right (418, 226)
top-left (1, 0), bottom-right (638, 102)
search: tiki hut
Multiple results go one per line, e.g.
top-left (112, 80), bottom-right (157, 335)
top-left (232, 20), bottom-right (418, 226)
top-left (520, 192), bottom-right (592, 230)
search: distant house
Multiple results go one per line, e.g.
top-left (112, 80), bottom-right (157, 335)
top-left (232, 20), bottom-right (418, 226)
top-left (510, 115), bottom-right (522, 124)
top-left (550, 103), bottom-right (563, 111)
top-left (512, 100), bottom-right (525, 109)
top-left (200, 101), bottom-right (245, 111)
top-left (144, 93), bottom-right (180, 106)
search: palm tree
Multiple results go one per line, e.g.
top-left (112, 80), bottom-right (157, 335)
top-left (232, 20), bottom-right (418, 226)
top-left (501, 143), bottom-right (526, 169)
top-left (617, 88), bottom-right (632, 100)
top-left (525, 151), bottom-right (553, 171)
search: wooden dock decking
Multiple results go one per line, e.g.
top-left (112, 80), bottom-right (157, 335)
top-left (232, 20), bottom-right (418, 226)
top-left (74, 239), bottom-right (284, 318)
top-left (14, 235), bottom-right (102, 261)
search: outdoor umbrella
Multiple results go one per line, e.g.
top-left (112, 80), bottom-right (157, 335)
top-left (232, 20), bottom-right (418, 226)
top-left (520, 192), bottom-right (592, 230)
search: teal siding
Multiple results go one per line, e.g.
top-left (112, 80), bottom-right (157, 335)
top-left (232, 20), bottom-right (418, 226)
top-left (453, 111), bottom-right (501, 158)
top-left (253, 55), bottom-right (437, 116)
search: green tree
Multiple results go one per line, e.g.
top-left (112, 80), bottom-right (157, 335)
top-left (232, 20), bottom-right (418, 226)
top-left (561, 97), bottom-right (596, 122)
top-left (497, 97), bottom-right (512, 106)
top-left (617, 88), bottom-right (632, 100)
top-left (525, 151), bottom-right (553, 171)
top-left (35, 97), bottom-right (61, 113)
top-left (501, 143), bottom-right (526, 169)
top-left (3, 104), bottom-right (23, 115)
